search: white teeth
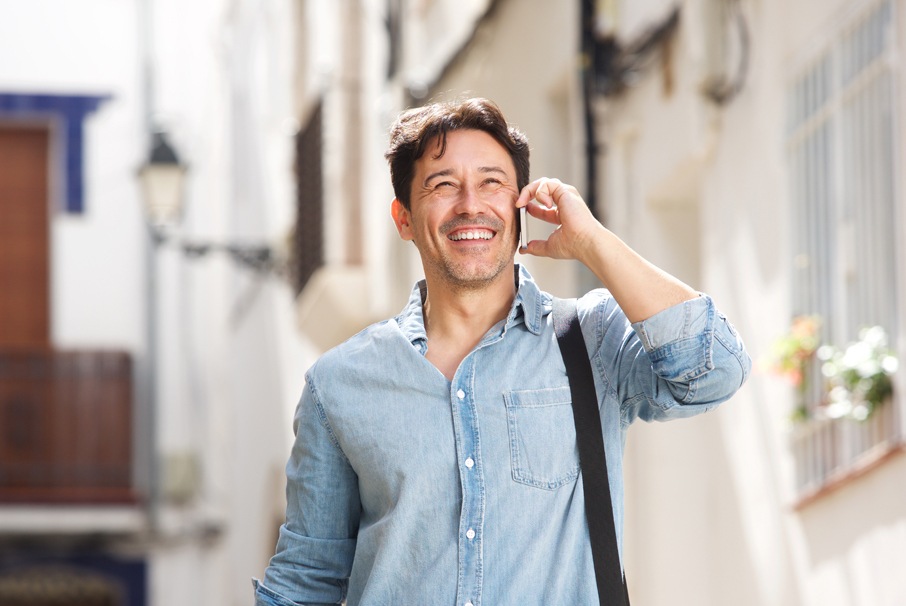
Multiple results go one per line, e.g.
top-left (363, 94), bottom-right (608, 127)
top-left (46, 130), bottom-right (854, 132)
top-left (450, 230), bottom-right (493, 241)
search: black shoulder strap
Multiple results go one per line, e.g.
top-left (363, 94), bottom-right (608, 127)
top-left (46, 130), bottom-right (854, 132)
top-left (552, 297), bottom-right (630, 606)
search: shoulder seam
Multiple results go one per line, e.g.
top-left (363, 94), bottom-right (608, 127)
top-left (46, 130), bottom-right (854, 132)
top-left (305, 373), bottom-right (354, 464)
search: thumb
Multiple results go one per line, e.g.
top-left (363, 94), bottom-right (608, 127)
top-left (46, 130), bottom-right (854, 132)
top-left (522, 236), bottom-right (553, 258)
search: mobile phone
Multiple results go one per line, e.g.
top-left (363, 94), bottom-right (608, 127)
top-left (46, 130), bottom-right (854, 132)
top-left (519, 206), bottom-right (528, 250)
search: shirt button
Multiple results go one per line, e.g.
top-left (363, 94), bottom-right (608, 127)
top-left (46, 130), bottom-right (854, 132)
top-left (465, 457), bottom-right (474, 469)
top-left (466, 528), bottom-right (476, 540)
top-left (456, 389), bottom-right (465, 399)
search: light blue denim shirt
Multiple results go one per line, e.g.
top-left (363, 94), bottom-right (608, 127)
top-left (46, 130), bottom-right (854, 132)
top-left (254, 265), bottom-right (750, 606)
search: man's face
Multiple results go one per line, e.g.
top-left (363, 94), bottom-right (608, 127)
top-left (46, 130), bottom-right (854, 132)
top-left (392, 129), bottom-right (520, 292)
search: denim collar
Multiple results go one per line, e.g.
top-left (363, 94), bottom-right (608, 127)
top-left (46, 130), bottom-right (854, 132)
top-left (396, 264), bottom-right (549, 352)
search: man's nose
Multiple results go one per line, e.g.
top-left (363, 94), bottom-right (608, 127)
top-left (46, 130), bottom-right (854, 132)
top-left (453, 184), bottom-right (484, 215)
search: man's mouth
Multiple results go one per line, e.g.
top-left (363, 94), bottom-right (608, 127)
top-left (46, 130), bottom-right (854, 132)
top-left (448, 229), bottom-right (495, 242)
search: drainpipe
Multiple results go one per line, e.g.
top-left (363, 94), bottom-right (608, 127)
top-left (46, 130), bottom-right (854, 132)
top-left (580, 0), bottom-right (601, 221)
top-left (138, 0), bottom-right (161, 535)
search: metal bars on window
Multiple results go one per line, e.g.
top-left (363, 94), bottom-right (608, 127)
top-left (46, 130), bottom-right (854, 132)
top-left (785, 0), bottom-right (900, 497)
top-left (787, 0), bottom-right (897, 349)
top-left (292, 101), bottom-right (325, 297)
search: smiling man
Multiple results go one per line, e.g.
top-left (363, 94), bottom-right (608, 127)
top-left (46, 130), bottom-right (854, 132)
top-left (254, 98), bottom-right (751, 606)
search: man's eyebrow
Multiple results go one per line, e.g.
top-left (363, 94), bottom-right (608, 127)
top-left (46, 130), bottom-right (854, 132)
top-left (478, 166), bottom-right (509, 177)
top-left (423, 166), bottom-right (510, 186)
top-left (423, 168), bottom-right (455, 186)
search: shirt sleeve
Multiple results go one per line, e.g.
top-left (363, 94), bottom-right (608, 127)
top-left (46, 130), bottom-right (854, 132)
top-left (586, 293), bottom-right (750, 424)
top-left (254, 372), bottom-right (361, 606)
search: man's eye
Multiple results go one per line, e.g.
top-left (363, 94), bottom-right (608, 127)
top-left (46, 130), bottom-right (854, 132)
top-left (435, 181), bottom-right (455, 189)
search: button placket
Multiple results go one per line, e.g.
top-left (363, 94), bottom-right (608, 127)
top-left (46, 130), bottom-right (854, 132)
top-left (452, 365), bottom-right (484, 606)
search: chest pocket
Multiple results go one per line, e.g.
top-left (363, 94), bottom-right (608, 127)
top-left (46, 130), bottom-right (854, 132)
top-left (503, 386), bottom-right (579, 490)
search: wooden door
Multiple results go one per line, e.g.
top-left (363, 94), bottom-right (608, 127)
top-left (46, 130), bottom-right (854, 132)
top-left (0, 125), bottom-right (50, 349)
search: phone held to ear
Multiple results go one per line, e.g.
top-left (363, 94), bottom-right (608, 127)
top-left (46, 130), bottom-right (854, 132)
top-left (519, 206), bottom-right (528, 250)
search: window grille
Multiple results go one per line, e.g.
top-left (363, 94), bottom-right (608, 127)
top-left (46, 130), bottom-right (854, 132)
top-left (292, 101), bottom-right (325, 297)
top-left (785, 0), bottom-right (901, 501)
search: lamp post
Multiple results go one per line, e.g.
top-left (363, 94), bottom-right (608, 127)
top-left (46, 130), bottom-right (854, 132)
top-left (138, 129), bottom-right (186, 534)
top-left (137, 129), bottom-right (279, 534)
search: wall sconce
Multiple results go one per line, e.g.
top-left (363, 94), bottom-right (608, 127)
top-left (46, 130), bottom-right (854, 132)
top-left (137, 130), bottom-right (281, 275)
top-left (138, 131), bottom-right (186, 228)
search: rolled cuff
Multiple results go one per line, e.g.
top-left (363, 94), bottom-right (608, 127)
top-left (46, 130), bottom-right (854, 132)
top-left (631, 294), bottom-right (711, 352)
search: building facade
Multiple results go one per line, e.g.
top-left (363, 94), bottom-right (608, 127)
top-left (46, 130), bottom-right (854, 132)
top-left (0, 1), bottom-right (301, 605)
top-left (2, 0), bottom-right (903, 605)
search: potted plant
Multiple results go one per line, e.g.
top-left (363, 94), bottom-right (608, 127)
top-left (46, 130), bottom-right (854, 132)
top-left (772, 318), bottom-right (897, 422)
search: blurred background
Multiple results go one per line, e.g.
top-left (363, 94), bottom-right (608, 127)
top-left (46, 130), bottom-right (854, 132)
top-left (0, 0), bottom-right (904, 604)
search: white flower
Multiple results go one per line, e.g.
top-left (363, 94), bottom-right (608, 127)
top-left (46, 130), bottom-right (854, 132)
top-left (817, 345), bottom-right (836, 361)
top-left (821, 361), bottom-right (838, 378)
top-left (860, 325), bottom-right (888, 348)
top-left (826, 400), bottom-right (852, 419)
top-left (828, 385), bottom-right (849, 402)
top-left (787, 321), bottom-right (896, 423)
top-left (856, 359), bottom-right (881, 378)
top-left (842, 341), bottom-right (872, 368)
top-left (851, 404), bottom-right (870, 421)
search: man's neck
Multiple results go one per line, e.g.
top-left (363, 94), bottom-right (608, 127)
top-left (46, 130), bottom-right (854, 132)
top-left (421, 268), bottom-right (517, 380)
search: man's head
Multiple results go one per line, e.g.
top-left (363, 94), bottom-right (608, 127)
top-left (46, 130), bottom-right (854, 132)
top-left (386, 98), bottom-right (530, 292)
top-left (385, 97), bottom-right (530, 210)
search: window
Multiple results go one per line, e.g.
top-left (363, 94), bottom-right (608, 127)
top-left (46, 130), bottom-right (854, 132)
top-left (292, 100), bottom-right (325, 297)
top-left (0, 93), bottom-right (108, 214)
top-left (785, 0), bottom-right (901, 502)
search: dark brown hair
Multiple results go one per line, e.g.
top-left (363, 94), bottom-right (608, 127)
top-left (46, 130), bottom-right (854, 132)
top-left (384, 97), bottom-right (530, 209)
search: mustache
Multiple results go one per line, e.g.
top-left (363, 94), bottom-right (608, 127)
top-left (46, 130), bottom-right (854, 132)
top-left (441, 216), bottom-right (504, 235)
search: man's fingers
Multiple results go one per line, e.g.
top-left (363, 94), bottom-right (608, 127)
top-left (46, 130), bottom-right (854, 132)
top-left (535, 178), bottom-right (566, 208)
top-left (518, 177), bottom-right (566, 209)
top-left (526, 202), bottom-right (559, 225)
top-left (521, 238), bottom-right (548, 257)
top-left (517, 177), bottom-right (592, 262)
top-left (516, 179), bottom-right (542, 208)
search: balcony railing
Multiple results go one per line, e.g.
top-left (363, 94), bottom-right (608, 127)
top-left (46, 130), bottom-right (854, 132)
top-left (791, 397), bottom-right (902, 505)
top-left (0, 349), bottom-right (136, 504)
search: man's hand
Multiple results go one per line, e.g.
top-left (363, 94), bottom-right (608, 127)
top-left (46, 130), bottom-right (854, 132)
top-left (515, 177), bottom-right (604, 264)
top-left (515, 177), bottom-right (698, 323)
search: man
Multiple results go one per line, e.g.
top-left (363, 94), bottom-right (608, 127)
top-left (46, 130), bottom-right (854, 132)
top-left (254, 98), bottom-right (750, 605)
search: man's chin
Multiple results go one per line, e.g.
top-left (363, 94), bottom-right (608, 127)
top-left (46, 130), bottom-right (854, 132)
top-left (441, 260), bottom-right (513, 290)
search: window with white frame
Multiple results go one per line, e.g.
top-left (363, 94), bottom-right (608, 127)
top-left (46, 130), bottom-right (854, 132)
top-left (785, 0), bottom-right (901, 502)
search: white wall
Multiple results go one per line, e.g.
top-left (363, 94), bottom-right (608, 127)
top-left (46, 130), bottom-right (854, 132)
top-left (0, 0), bottom-right (147, 350)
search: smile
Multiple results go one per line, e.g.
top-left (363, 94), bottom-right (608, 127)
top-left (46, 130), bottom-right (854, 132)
top-left (448, 230), bottom-right (495, 241)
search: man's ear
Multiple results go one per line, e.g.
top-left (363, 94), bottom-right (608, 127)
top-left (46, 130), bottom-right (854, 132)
top-left (391, 198), bottom-right (414, 241)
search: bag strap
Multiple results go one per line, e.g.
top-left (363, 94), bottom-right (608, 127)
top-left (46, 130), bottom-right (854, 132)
top-left (552, 297), bottom-right (630, 606)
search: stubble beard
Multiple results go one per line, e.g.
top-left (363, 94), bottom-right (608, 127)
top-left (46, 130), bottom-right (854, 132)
top-left (427, 231), bottom-right (518, 294)
top-left (434, 248), bottom-right (512, 293)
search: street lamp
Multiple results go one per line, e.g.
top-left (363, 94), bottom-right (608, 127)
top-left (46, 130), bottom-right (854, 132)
top-left (138, 131), bottom-right (186, 227)
top-left (137, 130), bottom-right (281, 275)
